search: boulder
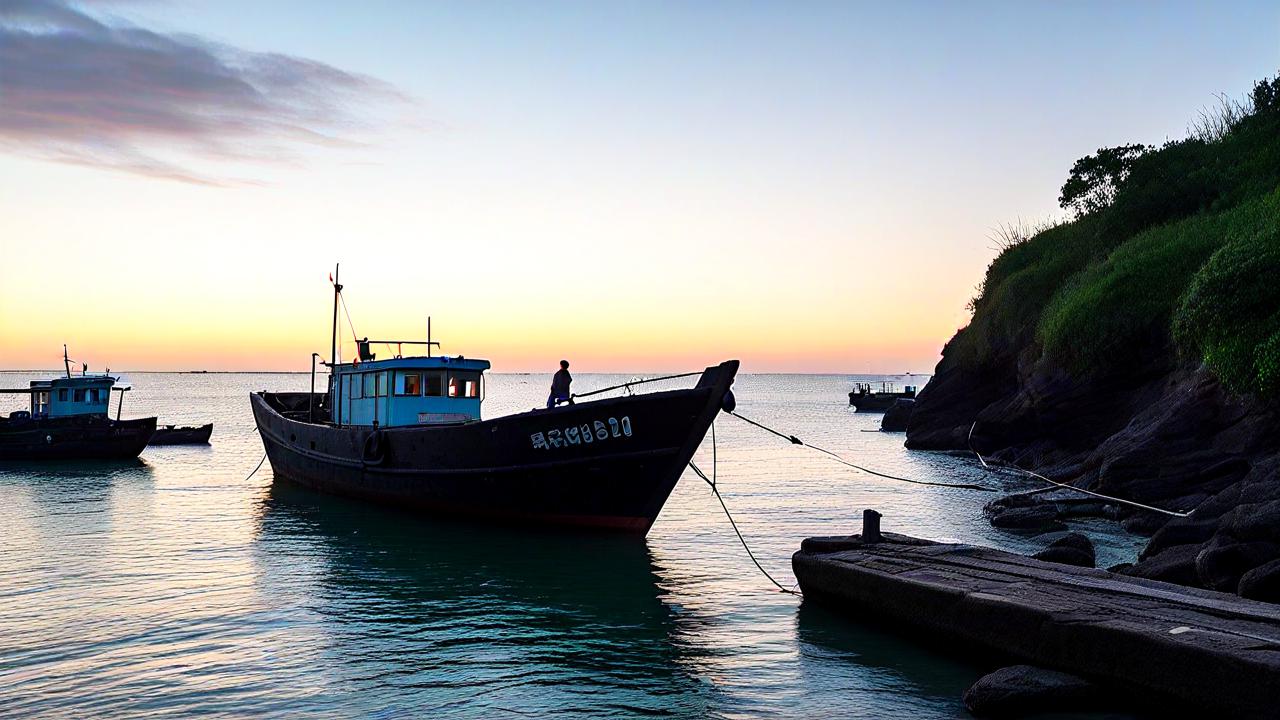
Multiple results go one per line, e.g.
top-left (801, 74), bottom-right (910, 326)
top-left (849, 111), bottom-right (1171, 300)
top-left (990, 505), bottom-right (1063, 532)
top-left (962, 664), bottom-right (1102, 717)
top-left (1195, 539), bottom-right (1280, 592)
top-left (880, 399), bottom-right (914, 432)
top-left (1125, 543), bottom-right (1202, 586)
top-left (1221, 497), bottom-right (1280, 544)
top-left (1120, 511), bottom-right (1168, 536)
top-left (1032, 532), bottom-right (1095, 568)
top-left (1142, 517), bottom-right (1220, 560)
top-left (1238, 558), bottom-right (1280, 602)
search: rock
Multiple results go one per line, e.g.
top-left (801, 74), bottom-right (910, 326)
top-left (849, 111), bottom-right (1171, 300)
top-left (1195, 539), bottom-right (1280, 592)
top-left (990, 505), bottom-right (1063, 532)
top-left (1032, 532), bottom-right (1095, 568)
top-left (1221, 497), bottom-right (1280, 544)
top-left (1036, 531), bottom-right (1092, 552)
top-left (1034, 546), bottom-right (1094, 568)
top-left (1121, 511), bottom-right (1168, 535)
top-left (1125, 543), bottom-right (1202, 586)
top-left (962, 664), bottom-right (1102, 717)
top-left (1142, 517), bottom-right (1220, 560)
top-left (880, 399), bottom-right (914, 432)
top-left (1238, 558), bottom-right (1280, 602)
top-left (1107, 562), bottom-right (1134, 573)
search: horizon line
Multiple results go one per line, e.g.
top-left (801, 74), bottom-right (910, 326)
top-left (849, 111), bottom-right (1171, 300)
top-left (0, 368), bottom-right (936, 376)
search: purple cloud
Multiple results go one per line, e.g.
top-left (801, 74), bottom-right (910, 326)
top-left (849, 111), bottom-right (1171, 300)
top-left (0, 0), bottom-right (399, 185)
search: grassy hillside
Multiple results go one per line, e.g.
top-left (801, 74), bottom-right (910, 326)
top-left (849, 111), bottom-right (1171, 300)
top-left (955, 74), bottom-right (1280, 398)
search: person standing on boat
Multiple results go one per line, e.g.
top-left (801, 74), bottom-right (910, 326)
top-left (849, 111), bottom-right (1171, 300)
top-left (547, 360), bottom-right (572, 408)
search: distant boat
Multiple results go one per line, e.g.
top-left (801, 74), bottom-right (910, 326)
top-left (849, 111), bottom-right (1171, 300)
top-left (250, 267), bottom-right (738, 535)
top-left (0, 347), bottom-right (155, 461)
top-left (149, 423), bottom-right (213, 445)
top-left (849, 381), bottom-right (918, 412)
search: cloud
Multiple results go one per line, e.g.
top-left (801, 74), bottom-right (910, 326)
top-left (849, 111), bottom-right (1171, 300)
top-left (0, 0), bottom-right (400, 185)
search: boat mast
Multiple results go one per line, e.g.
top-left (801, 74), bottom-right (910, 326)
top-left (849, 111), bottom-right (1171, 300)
top-left (330, 264), bottom-right (343, 427)
top-left (330, 264), bottom-right (342, 368)
top-left (63, 345), bottom-right (71, 379)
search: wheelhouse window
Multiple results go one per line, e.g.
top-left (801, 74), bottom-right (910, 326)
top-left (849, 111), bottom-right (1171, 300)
top-left (376, 371), bottom-right (389, 397)
top-left (58, 389), bottom-right (68, 401)
top-left (397, 372), bottom-right (422, 396)
top-left (363, 373), bottom-right (377, 398)
top-left (424, 371), bottom-right (444, 397)
top-left (74, 389), bottom-right (86, 402)
top-left (448, 371), bottom-right (481, 399)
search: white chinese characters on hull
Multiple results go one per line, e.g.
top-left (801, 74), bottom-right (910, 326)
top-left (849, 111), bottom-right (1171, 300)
top-left (531, 416), bottom-right (632, 450)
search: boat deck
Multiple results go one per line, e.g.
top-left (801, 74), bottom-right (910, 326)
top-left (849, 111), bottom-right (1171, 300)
top-left (793, 523), bottom-right (1280, 717)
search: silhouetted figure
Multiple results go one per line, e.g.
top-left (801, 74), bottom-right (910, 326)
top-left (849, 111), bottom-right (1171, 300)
top-left (547, 360), bottom-right (572, 408)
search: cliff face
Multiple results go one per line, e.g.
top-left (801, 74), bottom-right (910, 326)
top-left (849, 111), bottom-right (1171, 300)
top-left (908, 326), bottom-right (1280, 598)
top-left (903, 75), bottom-right (1280, 599)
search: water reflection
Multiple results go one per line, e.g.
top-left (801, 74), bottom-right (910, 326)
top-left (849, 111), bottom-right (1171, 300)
top-left (0, 459), bottom-right (155, 538)
top-left (794, 601), bottom-right (981, 712)
top-left (254, 480), bottom-right (718, 717)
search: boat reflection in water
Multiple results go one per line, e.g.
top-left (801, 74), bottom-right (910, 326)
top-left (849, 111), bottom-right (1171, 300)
top-left (254, 480), bottom-right (719, 717)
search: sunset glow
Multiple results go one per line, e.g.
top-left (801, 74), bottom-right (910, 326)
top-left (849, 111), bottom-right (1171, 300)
top-left (2, 1), bottom-right (1275, 372)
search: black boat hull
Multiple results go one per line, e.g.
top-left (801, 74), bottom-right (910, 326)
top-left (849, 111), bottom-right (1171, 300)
top-left (149, 423), bottom-right (213, 445)
top-left (0, 415), bottom-right (156, 461)
top-left (251, 361), bottom-right (738, 534)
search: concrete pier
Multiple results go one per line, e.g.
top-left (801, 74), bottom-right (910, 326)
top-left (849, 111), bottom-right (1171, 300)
top-left (793, 521), bottom-right (1280, 718)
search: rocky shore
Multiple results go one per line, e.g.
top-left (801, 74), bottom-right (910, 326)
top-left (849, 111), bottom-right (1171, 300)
top-left (904, 345), bottom-right (1280, 601)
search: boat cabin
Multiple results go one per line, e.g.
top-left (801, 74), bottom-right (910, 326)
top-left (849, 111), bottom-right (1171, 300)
top-left (28, 375), bottom-right (118, 418)
top-left (329, 355), bottom-right (490, 427)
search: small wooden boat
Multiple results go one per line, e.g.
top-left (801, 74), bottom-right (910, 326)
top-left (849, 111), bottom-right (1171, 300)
top-left (251, 267), bottom-right (738, 535)
top-left (149, 423), bottom-right (213, 445)
top-left (0, 347), bottom-right (155, 461)
top-left (848, 381), bottom-right (918, 412)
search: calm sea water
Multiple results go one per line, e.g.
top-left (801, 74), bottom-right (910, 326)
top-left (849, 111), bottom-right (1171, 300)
top-left (0, 372), bottom-right (1144, 718)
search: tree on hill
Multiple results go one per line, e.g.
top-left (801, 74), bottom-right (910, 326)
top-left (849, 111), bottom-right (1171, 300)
top-left (1057, 143), bottom-right (1151, 217)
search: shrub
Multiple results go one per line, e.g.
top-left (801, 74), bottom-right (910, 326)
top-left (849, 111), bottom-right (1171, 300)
top-left (1174, 200), bottom-right (1280, 396)
top-left (1037, 207), bottom-right (1239, 375)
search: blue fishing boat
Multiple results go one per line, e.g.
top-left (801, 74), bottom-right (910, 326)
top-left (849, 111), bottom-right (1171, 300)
top-left (251, 268), bottom-right (738, 534)
top-left (0, 347), bottom-right (156, 461)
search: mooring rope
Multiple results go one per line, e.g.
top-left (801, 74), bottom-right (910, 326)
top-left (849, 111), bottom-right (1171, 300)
top-left (690, 421), bottom-right (801, 596)
top-left (728, 411), bottom-right (994, 491)
top-left (571, 371), bottom-right (704, 400)
top-left (967, 422), bottom-right (1192, 518)
top-left (243, 451), bottom-right (268, 483)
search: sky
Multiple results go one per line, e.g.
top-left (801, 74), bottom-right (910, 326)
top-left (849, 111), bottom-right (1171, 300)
top-left (1, 1), bottom-right (1277, 373)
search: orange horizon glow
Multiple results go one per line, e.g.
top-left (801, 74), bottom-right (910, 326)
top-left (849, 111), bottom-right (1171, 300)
top-left (8, 4), bottom-right (1262, 375)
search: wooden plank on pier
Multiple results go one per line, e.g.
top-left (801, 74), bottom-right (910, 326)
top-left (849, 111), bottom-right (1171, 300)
top-left (793, 532), bottom-right (1280, 718)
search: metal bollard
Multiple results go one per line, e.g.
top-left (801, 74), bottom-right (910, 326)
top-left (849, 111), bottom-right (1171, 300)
top-left (862, 509), bottom-right (882, 543)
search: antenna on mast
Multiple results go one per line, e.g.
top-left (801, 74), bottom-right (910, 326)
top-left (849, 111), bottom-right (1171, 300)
top-left (427, 316), bottom-right (432, 358)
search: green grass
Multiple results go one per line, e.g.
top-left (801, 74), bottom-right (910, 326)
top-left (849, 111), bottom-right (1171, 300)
top-left (955, 74), bottom-right (1280, 398)
top-left (1173, 202), bottom-right (1280, 394)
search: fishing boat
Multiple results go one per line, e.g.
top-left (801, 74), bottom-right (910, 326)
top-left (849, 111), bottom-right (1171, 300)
top-left (250, 268), bottom-right (738, 534)
top-left (0, 348), bottom-right (156, 461)
top-left (848, 381), bottom-right (918, 412)
top-left (149, 423), bottom-right (214, 445)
